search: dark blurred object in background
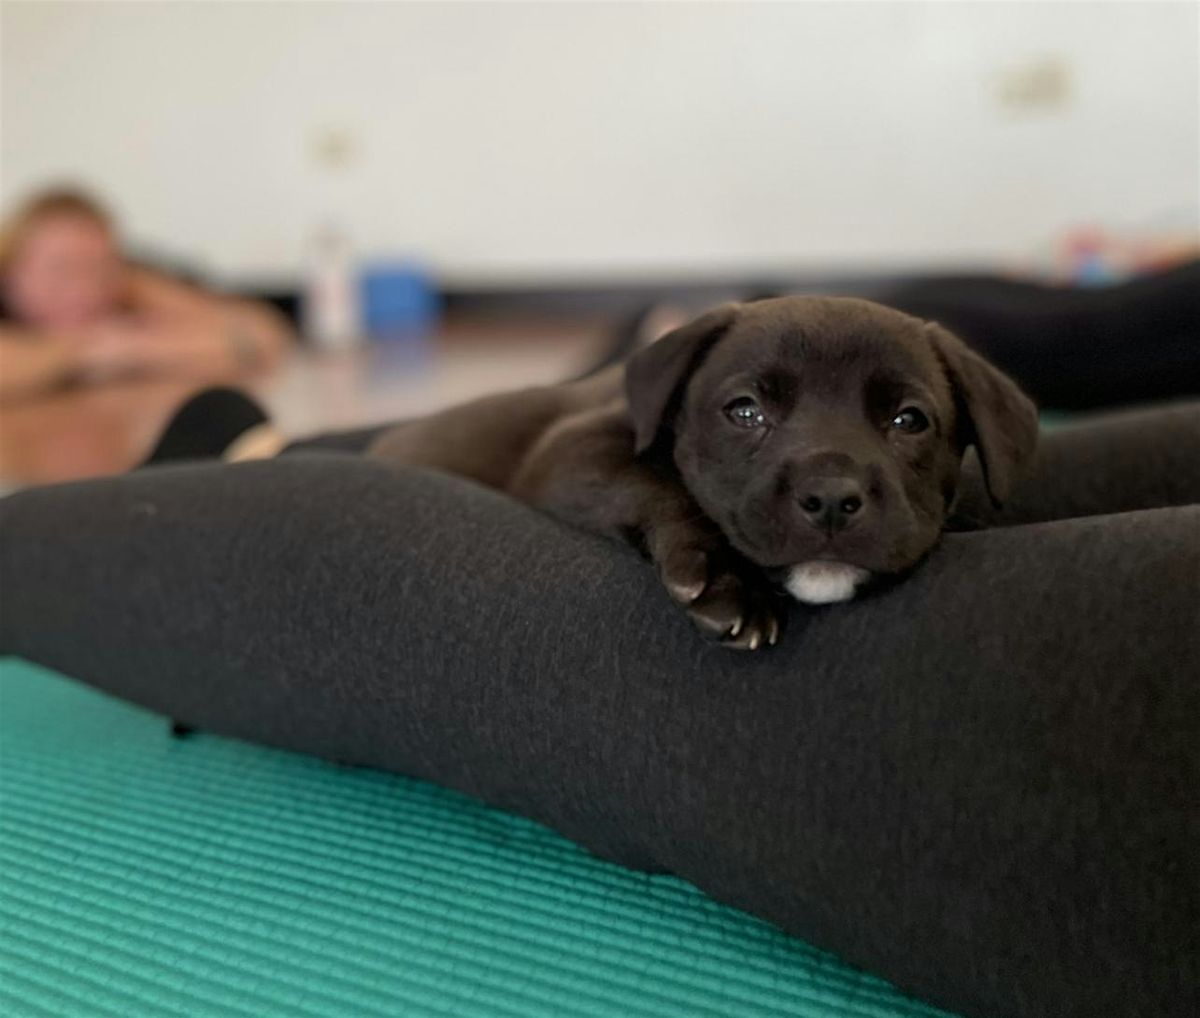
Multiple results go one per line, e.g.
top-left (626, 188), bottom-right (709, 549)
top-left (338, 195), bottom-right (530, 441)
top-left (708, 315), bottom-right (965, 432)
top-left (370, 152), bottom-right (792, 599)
top-left (885, 259), bottom-right (1200, 410)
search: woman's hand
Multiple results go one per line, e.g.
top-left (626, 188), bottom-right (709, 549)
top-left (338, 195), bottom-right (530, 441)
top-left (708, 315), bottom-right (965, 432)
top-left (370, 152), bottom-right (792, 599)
top-left (119, 268), bottom-right (294, 380)
top-left (64, 270), bottom-right (295, 385)
top-left (69, 319), bottom-right (155, 381)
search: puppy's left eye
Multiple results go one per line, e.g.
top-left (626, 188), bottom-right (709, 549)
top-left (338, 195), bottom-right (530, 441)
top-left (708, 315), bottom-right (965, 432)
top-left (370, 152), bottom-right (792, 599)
top-left (724, 397), bottom-right (766, 429)
top-left (890, 407), bottom-right (929, 433)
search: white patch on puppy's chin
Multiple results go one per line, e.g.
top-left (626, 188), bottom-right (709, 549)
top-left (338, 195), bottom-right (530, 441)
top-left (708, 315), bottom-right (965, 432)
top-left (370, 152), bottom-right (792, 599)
top-left (785, 562), bottom-right (872, 605)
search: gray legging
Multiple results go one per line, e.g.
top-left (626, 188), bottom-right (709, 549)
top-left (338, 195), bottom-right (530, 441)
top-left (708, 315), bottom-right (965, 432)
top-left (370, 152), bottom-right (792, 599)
top-left (2, 403), bottom-right (1198, 1018)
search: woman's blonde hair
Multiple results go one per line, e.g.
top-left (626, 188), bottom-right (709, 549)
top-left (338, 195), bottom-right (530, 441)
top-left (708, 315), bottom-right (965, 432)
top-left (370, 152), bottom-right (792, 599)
top-left (0, 186), bottom-right (114, 271)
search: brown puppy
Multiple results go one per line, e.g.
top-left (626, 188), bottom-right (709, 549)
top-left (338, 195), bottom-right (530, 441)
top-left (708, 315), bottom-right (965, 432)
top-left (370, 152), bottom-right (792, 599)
top-left (368, 297), bottom-right (1037, 648)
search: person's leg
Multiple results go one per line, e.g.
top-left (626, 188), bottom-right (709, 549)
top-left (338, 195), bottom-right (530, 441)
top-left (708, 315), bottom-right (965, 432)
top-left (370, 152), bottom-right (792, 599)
top-left (884, 259), bottom-right (1200, 410)
top-left (141, 385), bottom-right (403, 465)
top-left (951, 400), bottom-right (1200, 528)
top-left (142, 387), bottom-right (272, 465)
top-left (1, 456), bottom-right (1196, 1018)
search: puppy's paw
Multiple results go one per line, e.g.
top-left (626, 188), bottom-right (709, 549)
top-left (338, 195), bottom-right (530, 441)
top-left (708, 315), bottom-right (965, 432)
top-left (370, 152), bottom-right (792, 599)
top-left (686, 564), bottom-right (782, 651)
top-left (648, 523), bottom-right (781, 649)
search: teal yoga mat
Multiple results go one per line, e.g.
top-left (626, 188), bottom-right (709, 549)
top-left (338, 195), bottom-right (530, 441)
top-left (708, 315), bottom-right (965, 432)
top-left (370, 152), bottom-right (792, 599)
top-left (0, 658), bottom-right (955, 1018)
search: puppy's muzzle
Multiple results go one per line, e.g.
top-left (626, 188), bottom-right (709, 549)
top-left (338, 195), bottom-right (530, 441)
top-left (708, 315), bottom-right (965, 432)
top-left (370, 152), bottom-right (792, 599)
top-left (792, 452), bottom-right (873, 536)
top-left (797, 475), bottom-right (865, 535)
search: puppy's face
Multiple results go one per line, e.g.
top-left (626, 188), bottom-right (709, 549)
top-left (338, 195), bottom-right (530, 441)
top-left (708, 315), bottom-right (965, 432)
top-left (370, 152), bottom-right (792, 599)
top-left (626, 297), bottom-right (1037, 604)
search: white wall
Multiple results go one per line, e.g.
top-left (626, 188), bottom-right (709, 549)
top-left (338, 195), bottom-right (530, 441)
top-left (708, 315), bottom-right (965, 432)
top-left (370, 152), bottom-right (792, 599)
top-left (2, 1), bottom-right (1197, 284)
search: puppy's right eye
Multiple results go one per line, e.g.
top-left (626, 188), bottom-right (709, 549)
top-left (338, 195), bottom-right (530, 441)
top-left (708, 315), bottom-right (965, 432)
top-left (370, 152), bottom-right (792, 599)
top-left (724, 397), bottom-right (766, 429)
top-left (890, 406), bottom-right (929, 434)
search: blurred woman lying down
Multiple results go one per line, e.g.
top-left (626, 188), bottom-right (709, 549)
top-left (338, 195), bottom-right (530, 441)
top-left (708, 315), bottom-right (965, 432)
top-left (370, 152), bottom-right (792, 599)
top-left (0, 187), bottom-right (294, 401)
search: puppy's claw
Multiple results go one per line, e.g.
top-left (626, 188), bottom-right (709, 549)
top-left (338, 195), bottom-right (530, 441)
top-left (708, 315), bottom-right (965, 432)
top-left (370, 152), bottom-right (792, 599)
top-left (670, 548), bottom-right (780, 650)
top-left (724, 608), bottom-right (780, 652)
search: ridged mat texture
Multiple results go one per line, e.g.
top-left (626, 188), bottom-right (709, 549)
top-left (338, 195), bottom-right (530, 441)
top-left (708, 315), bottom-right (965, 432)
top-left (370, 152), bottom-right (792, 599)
top-left (0, 658), bottom-right (956, 1018)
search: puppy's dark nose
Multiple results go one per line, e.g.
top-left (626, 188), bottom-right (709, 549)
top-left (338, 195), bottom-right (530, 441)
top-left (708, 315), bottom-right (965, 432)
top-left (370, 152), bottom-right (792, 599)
top-left (798, 477), bottom-right (865, 534)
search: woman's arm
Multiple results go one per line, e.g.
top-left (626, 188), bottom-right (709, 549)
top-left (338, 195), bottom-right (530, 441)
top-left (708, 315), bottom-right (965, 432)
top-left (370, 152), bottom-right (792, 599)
top-left (118, 266), bottom-right (294, 378)
top-left (0, 326), bottom-right (80, 400)
top-left (1, 270), bottom-right (295, 400)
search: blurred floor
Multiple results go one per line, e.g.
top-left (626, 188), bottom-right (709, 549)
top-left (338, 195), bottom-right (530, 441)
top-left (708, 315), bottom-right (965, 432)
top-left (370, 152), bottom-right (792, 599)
top-left (263, 313), bottom-right (608, 435)
top-left (0, 313), bottom-right (609, 488)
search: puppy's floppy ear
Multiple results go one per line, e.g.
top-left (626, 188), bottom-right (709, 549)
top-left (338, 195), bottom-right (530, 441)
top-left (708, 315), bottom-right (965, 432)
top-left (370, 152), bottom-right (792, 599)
top-left (928, 323), bottom-right (1038, 506)
top-left (625, 304), bottom-right (738, 454)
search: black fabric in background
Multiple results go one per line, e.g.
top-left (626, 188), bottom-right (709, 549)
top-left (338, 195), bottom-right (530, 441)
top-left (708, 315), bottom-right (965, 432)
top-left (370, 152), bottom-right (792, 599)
top-left (2, 403), bottom-right (1199, 1018)
top-left (884, 259), bottom-right (1200, 411)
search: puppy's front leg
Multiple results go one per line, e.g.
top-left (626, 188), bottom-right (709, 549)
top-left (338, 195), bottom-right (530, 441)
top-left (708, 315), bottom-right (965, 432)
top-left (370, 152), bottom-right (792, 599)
top-left (510, 408), bottom-right (782, 649)
top-left (640, 504), bottom-right (782, 650)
